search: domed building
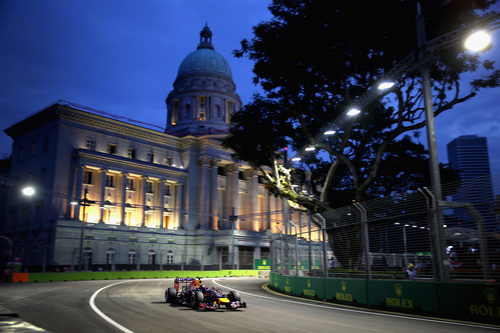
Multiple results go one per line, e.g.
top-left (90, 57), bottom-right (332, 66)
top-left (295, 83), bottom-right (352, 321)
top-left (166, 24), bottom-right (241, 136)
top-left (2, 25), bottom-right (319, 272)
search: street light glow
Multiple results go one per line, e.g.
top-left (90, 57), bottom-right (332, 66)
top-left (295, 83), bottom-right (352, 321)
top-left (377, 81), bottom-right (395, 90)
top-left (324, 130), bottom-right (336, 135)
top-left (22, 186), bottom-right (35, 197)
top-left (305, 146), bottom-right (316, 152)
top-left (291, 157), bottom-right (301, 161)
top-left (346, 108), bottom-right (361, 116)
top-left (464, 30), bottom-right (491, 51)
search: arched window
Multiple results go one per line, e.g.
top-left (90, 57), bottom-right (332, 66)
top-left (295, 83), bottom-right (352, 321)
top-left (128, 249), bottom-right (136, 264)
top-left (84, 247), bottom-right (92, 266)
top-left (166, 251), bottom-right (174, 265)
top-left (148, 249), bottom-right (156, 265)
top-left (185, 104), bottom-right (191, 119)
top-left (106, 248), bottom-right (115, 264)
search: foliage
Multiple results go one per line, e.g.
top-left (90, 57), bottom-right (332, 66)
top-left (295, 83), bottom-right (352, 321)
top-left (224, 0), bottom-right (499, 209)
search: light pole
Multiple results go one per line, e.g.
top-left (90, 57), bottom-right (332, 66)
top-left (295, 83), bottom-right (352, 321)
top-left (77, 188), bottom-right (90, 272)
top-left (415, 1), bottom-right (448, 282)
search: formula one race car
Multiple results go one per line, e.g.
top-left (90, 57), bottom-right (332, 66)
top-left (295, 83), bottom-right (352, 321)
top-left (165, 277), bottom-right (247, 310)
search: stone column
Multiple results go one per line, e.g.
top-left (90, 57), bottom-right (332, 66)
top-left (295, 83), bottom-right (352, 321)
top-left (175, 182), bottom-right (184, 229)
top-left (249, 171), bottom-right (259, 232)
top-left (99, 169), bottom-right (106, 223)
top-left (141, 176), bottom-right (147, 227)
top-left (253, 246), bottom-right (261, 261)
top-left (120, 173), bottom-right (127, 225)
top-left (230, 165), bottom-right (240, 230)
top-left (210, 159), bottom-right (219, 230)
top-left (200, 158), bottom-right (210, 229)
top-left (73, 163), bottom-right (84, 220)
top-left (159, 180), bottom-right (165, 229)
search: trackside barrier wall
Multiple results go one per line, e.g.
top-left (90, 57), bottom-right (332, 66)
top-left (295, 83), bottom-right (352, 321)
top-left (270, 272), bottom-right (500, 324)
top-left (11, 270), bottom-right (259, 283)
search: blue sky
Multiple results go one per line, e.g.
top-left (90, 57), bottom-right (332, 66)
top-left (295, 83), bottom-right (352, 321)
top-left (1, 0), bottom-right (499, 186)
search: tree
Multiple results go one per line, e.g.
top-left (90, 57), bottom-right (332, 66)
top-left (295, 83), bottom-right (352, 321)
top-left (224, 0), bottom-right (499, 211)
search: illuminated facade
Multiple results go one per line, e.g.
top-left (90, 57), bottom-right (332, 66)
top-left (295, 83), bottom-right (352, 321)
top-left (2, 25), bottom-right (323, 271)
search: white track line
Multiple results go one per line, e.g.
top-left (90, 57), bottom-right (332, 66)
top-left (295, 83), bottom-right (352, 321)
top-left (212, 278), bottom-right (499, 331)
top-left (89, 281), bottom-right (135, 333)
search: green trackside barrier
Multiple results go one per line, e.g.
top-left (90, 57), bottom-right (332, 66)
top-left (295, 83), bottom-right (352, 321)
top-left (278, 275), bottom-right (297, 294)
top-left (27, 270), bottom-right (259, 282)
top-left (295, 276), bottom-right (326, 299)
top-left (366, 280), bottom-right (438, 313)
top-left (270, 271), bottom-right (279, 289)
top-left (324, 278), bottom-right (367, 304)
top-left (437, 282), bottom-right (500, 324)
top-left (269, 273), bottom-right (500, 324)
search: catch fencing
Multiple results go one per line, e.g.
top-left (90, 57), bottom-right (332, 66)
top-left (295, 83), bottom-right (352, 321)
top-left (271, 174), bottom-right (500, 281)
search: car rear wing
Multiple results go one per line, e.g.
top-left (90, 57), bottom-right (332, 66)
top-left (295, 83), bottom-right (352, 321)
top-left (174, 277), bottom-right (198, 291)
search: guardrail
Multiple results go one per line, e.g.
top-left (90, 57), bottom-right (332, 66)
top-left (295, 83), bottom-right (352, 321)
top-left (269, 272), bottom-right (500, 325)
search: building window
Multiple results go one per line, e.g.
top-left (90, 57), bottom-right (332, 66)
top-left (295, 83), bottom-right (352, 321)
top-left (125, 211), bottom-right (132, 225)
top-left (18, 147), bottom-right (24, 161)
top-left (86, 138), bottom-right (96, 151)
top-left (106, 248), bottom-right (115, 264)
top-left (128, 250), bottom-right (136, 264)
top-left (148, 250), bottom-right (156, 265)
top-left (84, 247), bottom-right (92, 267)
top-left (127, 178), bottom-right (135, 191)
top-left (165, 185), bottom-right (171, 196)
top-left (216, 105), bottom-right (221, 117)
top-left (147, 181), bottom-right (154, 193)
top-left (172, 100), bottom-right (179, 124)
top-left (43, 136), bottom-right (49, 152)
top-left (39, 167), bottom-right (46, 183)
top-left (147, 153), bottom-right (154, 163)
top-left (128, 148), bottom-right (136, 159)
top-left (108, 144), bottom-right (117, 155)
top-left (165, 155), bottom-right (172, 166)
top-left (83, 171), bottom-right (93, 185)
top-left (166, 251), bottom-right (174, 265)
top-left (103, 209), bottom-right (112, 223)
top-left (105, 175), bottom-right (114, 187)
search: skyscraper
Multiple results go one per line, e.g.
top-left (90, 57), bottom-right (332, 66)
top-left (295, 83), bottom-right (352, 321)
top-left (447, 135), bottom-right (496, 231)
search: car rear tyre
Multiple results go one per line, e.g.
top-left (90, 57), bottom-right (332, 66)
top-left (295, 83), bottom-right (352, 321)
top-left (228, 290), bottom-right (240, 302)
top-left (166, 287), bottom-right (177, 303)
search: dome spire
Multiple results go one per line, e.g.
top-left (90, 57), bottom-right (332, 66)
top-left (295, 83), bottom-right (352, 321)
top-left (197, 22), bottom-right (214, 50)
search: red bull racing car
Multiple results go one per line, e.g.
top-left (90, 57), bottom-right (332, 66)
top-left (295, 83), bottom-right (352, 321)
top-left (165, 277), bottom-right (247, 310)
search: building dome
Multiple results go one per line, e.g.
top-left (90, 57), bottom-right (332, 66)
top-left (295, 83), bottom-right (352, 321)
top-left (165, 24), bottom-right (241, 137)
top-left (177, 48), bottom-right (232, 78)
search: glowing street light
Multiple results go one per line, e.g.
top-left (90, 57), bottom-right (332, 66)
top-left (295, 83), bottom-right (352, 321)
top-left (324, 129), bottom-right (336, 135)
top-left (305, 146), bottom-right (316, 152)
top-left (464, 30), bottom-right (491, 51)
top-left (346, 108), bottom-right (361, 116)
top-left (21, 186), bottom-right (35, 197)
top-left (377, 81), bottom-right (395, 90)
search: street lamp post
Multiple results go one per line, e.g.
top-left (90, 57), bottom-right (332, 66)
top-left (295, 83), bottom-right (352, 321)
top-left (415, 2), bottom-right (448, 282)
top-left (78, 188), bottom-right (89, 272)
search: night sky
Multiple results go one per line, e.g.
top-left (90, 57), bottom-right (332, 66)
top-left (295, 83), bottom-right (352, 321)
top-left (1, 1), bottom-right (499, 191)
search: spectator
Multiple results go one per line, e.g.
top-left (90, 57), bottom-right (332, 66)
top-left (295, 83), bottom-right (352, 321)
top-left (406, 263), bottom-right (417, 280)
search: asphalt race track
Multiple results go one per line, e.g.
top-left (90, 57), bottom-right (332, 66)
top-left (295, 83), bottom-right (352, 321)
top-left (0, 277), bottom-right (498, 333)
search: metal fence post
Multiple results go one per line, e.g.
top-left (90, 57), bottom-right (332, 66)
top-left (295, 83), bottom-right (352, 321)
top-left (353, 203), bottom-right (371, 279)
top-left (289, 221), bottom-right (299, 276)
top-left (419, 187), bottom-right (447, 281)
top-left (308, 214), bottom-right (313, 274)
top-left (314, 213), bottom-right (328, 278)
